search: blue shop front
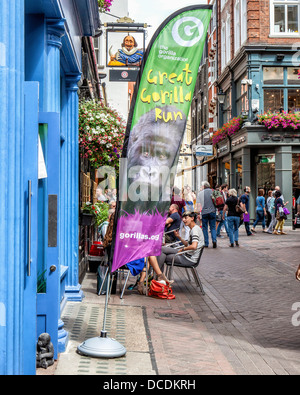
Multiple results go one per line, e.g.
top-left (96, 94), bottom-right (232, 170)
top-left (0, 0), bottom-right (100, 375)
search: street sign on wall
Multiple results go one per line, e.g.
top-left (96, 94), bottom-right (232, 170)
top-left (195, 144), bottom-right (213, 157)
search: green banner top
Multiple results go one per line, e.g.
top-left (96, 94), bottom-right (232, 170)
top-left (130, 6), bottom-right (212, 129)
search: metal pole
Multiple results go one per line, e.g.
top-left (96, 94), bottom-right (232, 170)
top-left (100, 272), bottom-right (111, 338)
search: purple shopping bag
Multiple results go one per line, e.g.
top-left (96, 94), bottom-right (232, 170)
top-left (283, 207), bottom-right (290, 216)
top-left (243, 213), bottom-right (250, 222)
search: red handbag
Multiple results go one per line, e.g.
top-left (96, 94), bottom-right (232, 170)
top-left (148, 280), bottom-right (175, 300)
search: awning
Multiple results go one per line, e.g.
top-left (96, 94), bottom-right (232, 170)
top-left (177, 156), bottom-right (217, 176)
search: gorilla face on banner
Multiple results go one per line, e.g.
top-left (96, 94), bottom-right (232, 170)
top-left (120, 105), bottom-right (187, 214)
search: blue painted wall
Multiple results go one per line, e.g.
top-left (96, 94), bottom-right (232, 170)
top-left (0, 0), bottom-right (100, 375)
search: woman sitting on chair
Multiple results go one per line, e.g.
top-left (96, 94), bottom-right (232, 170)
top-left (138, 212), bottom-right (204, 294)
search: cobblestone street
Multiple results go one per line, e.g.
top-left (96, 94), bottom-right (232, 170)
top-left (51, 227), bottom-right (300, 376)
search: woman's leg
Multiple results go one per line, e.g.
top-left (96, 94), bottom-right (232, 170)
top-left (227, 217), bottom-right (234, 245)
top-left (252, 211), bottom-right (259, 229)
top-left (261, 211), bottom-right (266, 230)
top-left (266, 213), bottom-right (275, 233)
top-left (274, 218), bottom-right (280, 233)
top-left (233, 216), bottom-right (240, 242)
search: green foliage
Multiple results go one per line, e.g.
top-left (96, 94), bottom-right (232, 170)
top-left (82, 201), bottom-right (109, 226)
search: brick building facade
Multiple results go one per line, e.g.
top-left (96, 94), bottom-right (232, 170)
top-left (191, 0), bottom-right (300, 223)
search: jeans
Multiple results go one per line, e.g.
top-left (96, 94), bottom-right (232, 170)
top-left (216, 210), bottom-right (229, 236)
top-left (227, 216), bottom-right (240, 244)
top-left (202, 212), bottom-right (217, 246)
top-left (253, 210), bottom-right (266, 229)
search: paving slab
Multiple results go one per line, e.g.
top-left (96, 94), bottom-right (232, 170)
top-left (48, 227), bottom-right (300, 376)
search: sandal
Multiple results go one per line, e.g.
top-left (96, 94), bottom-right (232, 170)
top-left (251, 228), bottom-right (256, 233)
top-left (157, 273), bottom-right (174, 285)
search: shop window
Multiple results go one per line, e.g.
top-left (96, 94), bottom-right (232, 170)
top-left (223, 89), bottom-right (232, 124)
top-left (271, 0), bottom-right (300, 35)
top-left (236, 161), bottom-right (243, 196)
top-left (288, 89), bottom-right (300, 112)
top-left (288, 67), bottom-right (300, 85)
top-left (263, 67), bottom-right (284, 85)
top-left (264, 89), bottom-right (284, 112)
top-left (293, 154), bottom-right (300, 196)
top-left (263, 66), bottom-right (300, 113)
top-left (236, 74), bottom-right (249, 115)
top-left (257, 155), bottom-right (276, 192)
top-left (224, 162), bottom-right (231, 187)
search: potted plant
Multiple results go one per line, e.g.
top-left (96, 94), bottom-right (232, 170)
top-left (80, 201), bottom-right (109, 227)
top-left (81, 202), bottom-right (97, 226)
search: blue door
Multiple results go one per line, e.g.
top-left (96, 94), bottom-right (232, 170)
top-left (36, 112), bottom-right (60, 360)
top-left (23, 82), bottom-right (39, 375)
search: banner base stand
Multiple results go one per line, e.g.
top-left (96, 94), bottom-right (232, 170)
top-left (77, 334), bottom-right (126, 359)
top-left (77, 272), bottom-right (126, 359)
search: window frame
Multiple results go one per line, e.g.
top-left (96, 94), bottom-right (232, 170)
top-left (270, 0), bottom-right (300, 37)
top-left (262, 66), bottom-right (300, 112)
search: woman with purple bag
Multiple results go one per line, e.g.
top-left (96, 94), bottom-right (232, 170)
top-left (273, 190), bottom-right (289, 235)
top-left (240, 186), bottom-right (254, 236)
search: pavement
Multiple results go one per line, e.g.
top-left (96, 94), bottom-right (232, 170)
top-left (39, 226), bottom-right (300, 376)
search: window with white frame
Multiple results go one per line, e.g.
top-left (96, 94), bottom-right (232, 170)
top-left (234, 0), bottom-right (247, 53)
top-left (241, 0), bottom-right (247, 43)
top-left (270, 0), bottom-right (300, 35)
top-left (221, 23), bottom-right (226, 70)
top-left (234, 0), bottom-right (241, 52)
top-left (225, 15), bottom-right (231, 64)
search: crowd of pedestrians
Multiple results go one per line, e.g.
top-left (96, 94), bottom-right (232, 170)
top-left (170, 182), bottom-right (292, 249)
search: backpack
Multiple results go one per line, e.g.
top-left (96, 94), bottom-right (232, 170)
top-left (212, 189), bottom-right (224, 208)
top-left (148, 280), bottom-right (175, 300)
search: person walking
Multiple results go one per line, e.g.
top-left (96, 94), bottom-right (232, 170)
top-left (273, 190), bottom-right (287, 235)
top-left (239, 186), bottom-right (253, 236)
top-left (196, 181), bottom-right (217, 248)
top-left (216, 183), bottom-right (229, 238)
top-left (251, 189), bottom-right (267, 233)
top-left (223, 188), bottom-right (240, 247)
top-left (266, 190), bottom-right (273, 227)
top-left (264, 191), bottom-right (276, 234)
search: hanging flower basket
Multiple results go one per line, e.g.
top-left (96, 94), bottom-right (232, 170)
top-left (98, 0), bottom-right (114, 12)
top-left (211, 116), bottom-right (244, 146)
top-left (79, 99), bottom-right (126, 171)
top-left (258, 112), bottom-right (300, 130)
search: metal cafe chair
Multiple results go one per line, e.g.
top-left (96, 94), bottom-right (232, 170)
top-left (164, 246), bottom-right (205, 295)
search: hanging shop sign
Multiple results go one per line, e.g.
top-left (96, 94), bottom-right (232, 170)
top-left (106, 27), bottom-right (146, 68)
top-left (195, 144), bottom-right (213, 157)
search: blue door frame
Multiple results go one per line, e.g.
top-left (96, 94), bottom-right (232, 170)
top-left (23, 82), bottom-right (39, 375)
top-left (36, 112), bottom-right (60, 360)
